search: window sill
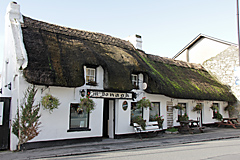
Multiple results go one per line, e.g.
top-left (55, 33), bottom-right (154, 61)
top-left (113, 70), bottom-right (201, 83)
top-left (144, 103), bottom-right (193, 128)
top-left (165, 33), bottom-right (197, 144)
top-left (67, 128), bottom-right (91, 132)
top-left (86, 82), bottom-right (98, 86)
top-left (132, 86), bottom-right (139, 90)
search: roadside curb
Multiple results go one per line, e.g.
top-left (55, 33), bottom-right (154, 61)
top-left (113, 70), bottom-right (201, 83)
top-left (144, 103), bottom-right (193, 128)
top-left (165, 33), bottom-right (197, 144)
top-left (32, 135), bottom-right (240, 159)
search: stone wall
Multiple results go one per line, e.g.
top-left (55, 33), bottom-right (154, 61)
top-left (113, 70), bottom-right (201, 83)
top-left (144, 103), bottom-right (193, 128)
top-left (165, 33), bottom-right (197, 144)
top-left (203, 46), bottom-right (240, 117)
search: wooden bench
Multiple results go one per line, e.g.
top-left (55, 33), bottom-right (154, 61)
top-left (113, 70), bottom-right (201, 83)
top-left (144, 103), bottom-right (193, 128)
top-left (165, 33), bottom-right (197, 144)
top-left (215, 118), bottom-right (240, 129)
top-left (179, 120), bottom-right (205, 134)
top-left (133, 121), bottom-right (162, 139)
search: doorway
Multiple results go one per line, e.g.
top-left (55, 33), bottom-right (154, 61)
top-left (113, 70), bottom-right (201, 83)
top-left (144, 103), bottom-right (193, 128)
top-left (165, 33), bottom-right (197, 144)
top-left (166, 101), bottom-right (173, 128)
top-left (103, 99), bottom-right (115, 138)
top-left (0, 97), bottom-right (11, 150)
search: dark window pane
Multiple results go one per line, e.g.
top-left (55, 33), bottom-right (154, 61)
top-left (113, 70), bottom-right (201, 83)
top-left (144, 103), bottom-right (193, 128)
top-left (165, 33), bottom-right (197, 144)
top-left (70, 104), bottom-right (89, 129)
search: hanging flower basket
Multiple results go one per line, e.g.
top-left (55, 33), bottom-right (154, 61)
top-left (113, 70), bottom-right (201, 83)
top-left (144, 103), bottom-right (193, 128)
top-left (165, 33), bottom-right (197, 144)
top-left (41, 94), bottom-right (60, 113)
top-left (210, 104), bottom-right (219, 111)
top-left (136, 97), bottom-right (152, 109)
top-left (79, 93), bottom-right (95, 113)
top-left (224, 105), bottom-right (234, 112)
top-left (192, 104), bottom-right (203, 112)
top-left (173, 104), bottom-right (184, 110)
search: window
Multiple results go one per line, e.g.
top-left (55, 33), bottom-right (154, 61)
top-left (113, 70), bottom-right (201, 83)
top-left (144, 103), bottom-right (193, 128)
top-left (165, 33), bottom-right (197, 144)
top-left (131, 102), bottom-right (142, 123)
top-left (177, 103), bottom-right (187, 121)
top-left (68, 104), bottom-right (90, 131)
top-left (131, 74), bottom-right (138, 89)
top-left (212, 103), bottom-right (219, 119)
top-left (86, 68), bottom-right (96, 84)
top-left (149, 102), bottom-right (160, 121)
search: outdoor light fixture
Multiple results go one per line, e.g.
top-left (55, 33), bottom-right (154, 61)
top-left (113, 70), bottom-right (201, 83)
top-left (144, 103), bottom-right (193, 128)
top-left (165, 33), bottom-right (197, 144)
top-left (80, 89), bottom-right (85, 97)
top-left (8, 82), bottom-right (11, 90)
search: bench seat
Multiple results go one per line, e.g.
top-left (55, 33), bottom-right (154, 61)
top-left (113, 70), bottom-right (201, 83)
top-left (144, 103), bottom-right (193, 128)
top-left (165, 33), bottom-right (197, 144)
top-left (133, 121), bottom-right (162, 139)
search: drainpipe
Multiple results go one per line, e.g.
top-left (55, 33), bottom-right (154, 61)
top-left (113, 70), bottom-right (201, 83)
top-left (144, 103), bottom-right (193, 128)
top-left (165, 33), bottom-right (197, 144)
top-left (237, 0), bottom-right (240, 66)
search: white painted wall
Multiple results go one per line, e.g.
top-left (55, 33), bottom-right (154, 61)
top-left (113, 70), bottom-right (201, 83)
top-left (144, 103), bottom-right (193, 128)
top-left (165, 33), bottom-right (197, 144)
top-left (4, 2), bottom-right (231, 151)
top-left (176, 50), bottom-right (188, 62)
top-left (175, 38), bottom-right (232, 64)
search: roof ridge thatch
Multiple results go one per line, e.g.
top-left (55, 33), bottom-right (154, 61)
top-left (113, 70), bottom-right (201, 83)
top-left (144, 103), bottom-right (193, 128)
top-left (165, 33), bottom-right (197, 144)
top-left (137, 50), bottom-right (206, 71)
top-left (22, 16), bottom-right (135, 51)
top-left (20, 15), bottom-right (236, 102)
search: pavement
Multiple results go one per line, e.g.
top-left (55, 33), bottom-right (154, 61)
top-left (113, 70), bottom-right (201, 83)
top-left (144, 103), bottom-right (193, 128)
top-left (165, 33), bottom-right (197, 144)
top-left (1, 127), bottom-right (240, 160)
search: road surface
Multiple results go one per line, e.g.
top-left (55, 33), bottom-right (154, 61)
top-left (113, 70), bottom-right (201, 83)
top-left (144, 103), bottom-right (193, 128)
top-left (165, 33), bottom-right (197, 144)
top-left (41, 138), bottom-right (240, 160)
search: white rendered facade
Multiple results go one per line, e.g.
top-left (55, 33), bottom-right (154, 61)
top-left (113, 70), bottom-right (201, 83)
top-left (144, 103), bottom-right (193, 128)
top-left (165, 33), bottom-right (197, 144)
top-left (2, 2), bottom-right (229, 151)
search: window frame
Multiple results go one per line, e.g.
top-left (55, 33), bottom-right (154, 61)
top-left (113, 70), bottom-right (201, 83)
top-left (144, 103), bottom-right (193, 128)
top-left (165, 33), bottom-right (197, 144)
top-left (67, 103), bottom-right (91, 132)
top-left (212, 103), bottom-right (219, 119)
top-left (177, 103), bottom-right (187, 121)
top-left (130, 102), bottom-right (143, 125)
top-left (86, 67), bottom-right (96, 85)
top-left (149, 102), bottom-right (160, 122)
top-left (131, 74), bottom-right (139, 89)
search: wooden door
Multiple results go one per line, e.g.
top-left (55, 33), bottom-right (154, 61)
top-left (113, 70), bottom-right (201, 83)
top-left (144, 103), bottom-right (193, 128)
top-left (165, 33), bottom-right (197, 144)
top-left (0, 97), bottom-right (11, 150)
top-left (166, 102), bottom-right (173, 128)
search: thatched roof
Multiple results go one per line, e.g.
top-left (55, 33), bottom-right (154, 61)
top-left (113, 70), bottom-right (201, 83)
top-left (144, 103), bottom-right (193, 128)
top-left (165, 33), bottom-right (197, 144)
top-left (21, 16), bottom-right (236, 102)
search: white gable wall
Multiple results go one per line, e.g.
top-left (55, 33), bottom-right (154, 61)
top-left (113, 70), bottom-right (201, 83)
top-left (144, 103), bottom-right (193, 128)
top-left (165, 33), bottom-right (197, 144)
top-left (175, 38), bottom-right (232, 64)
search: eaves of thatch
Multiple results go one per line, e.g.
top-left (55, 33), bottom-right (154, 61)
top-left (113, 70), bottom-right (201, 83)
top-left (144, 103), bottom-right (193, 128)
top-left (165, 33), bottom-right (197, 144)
top-left (21, 16), bottom-right (236, 102)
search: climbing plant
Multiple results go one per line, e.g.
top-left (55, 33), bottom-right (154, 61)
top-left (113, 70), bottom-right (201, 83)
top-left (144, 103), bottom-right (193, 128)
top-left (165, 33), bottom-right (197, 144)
top-left (12, 85), bottom-right (41, 150)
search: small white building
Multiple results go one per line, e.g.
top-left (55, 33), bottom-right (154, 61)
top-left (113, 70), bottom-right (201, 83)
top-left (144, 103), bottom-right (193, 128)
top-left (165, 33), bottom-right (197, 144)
top-left (173, 33), bottom-right (237, 64)
top-left (0, 2), bottom-right (236, 151)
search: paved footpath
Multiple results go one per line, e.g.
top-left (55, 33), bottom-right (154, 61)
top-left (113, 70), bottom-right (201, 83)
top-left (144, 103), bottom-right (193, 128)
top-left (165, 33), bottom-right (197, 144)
top-left (1, 127), bottom-right (240, 160)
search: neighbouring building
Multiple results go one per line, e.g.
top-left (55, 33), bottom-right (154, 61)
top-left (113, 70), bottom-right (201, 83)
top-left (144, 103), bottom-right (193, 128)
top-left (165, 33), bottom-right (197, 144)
top-left (0, 2), bottom-right (236, 151)
top-left (172, 34), bottom-right (240, 117)
top-left (173, 33), bottom-right (237, 64)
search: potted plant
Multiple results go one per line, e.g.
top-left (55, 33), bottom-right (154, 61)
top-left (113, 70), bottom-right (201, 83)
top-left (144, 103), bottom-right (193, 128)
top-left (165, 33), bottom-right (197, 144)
top-left (41, 94), bottom-right (60, 113)
top-left (136, 97), bottom-right (152, 109)
top-left (210, 104), bottom-right (223, 121)
top-left (216, 112), bottom-right (223, 121)
top-left (132, 116), bottom-right (146, 130)
top-left (79, 92), bottom-right (95, 113)
top-left (192, 104), bottom-right (202, 112)
top-left (178, 113), bottom-right (189, 122)
top-left (154, 115), bottom-right (164, 128)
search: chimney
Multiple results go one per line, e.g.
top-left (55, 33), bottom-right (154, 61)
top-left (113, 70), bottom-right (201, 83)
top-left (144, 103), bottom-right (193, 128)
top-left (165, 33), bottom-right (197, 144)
top-left (6, 2), bottom-right (21, 21)
top-left (126, 34), bottom-right (143, 50)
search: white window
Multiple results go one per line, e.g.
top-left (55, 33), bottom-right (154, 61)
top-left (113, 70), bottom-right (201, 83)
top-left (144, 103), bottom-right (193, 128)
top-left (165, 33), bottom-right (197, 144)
top-left (131, 74), bottom-right (138, 89)
top-left (86, 68), bottom-right (96, 83)
top-left (149, 102), bottom-right (160, 121)
top-left (131, 102), bottom-right (142, 123)
top-left (69, 103), bottom-right (90, 131)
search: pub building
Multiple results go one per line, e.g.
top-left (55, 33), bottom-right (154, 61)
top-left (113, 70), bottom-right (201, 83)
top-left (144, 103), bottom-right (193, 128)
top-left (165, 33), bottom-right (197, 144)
top-left (0, 2), bottom-right (235, 151)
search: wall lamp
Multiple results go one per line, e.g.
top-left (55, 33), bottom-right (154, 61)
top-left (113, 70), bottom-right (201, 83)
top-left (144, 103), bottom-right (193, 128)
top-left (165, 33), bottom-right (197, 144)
top-left (5, 82), bottom-right (11, 90)
top-left (8, 82), bottom-right (11, 90)
top-left (80, 89), bottom-right (86, 97)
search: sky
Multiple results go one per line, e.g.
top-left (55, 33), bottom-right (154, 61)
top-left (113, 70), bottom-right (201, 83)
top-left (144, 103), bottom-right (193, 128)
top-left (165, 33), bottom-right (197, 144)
top-left (0, 0), bottom-right (238, 71)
